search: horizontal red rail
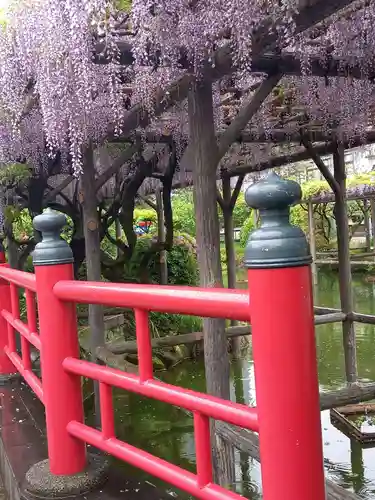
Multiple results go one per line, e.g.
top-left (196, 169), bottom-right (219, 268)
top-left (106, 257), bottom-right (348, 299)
top-left (5, 348), bottom-right (43, 402)
top-left (54, 281), bottom-right (250, 321)
top-left (63, 357), bottom-right (258, 431)
top-left (0, 266), bottom-right (36, 292)
top-left (2, 310), bottom-right (41, 350)
top-left (68, 421), bottom-right (245, 500)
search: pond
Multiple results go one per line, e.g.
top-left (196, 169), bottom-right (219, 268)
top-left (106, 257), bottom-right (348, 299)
top-left (100, 271), bottom-right (375, 499)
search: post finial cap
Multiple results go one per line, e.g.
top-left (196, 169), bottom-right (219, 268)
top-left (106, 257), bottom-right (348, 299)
top-left (244, 172), bottom-right (311, 269)
top-left (245, 171), bottom-right (302, 210)
top-left (32, 208), bottom-right (73, 266)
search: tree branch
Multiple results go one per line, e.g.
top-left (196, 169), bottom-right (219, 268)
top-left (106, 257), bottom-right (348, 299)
top-left (229, 175), bottom-right (245, 211)
top-left (161, 146), bottom-right (178, 250)
top-left (302, 137), bottom-right (340, 195)
top-left (217, 189), bottom-right (225, 210)
top-left (44, 175), bottom-right (74, 205)
top-left (179, 74), bottom-right (282, 173)
top-left (137, 194), bottom-right (157, 211)
top-left (95, 143), bottom-right (139, 192)
top-left (217, 73), bottom-right (282, 160)
top-left (45, 183), bottom-right (77, 217)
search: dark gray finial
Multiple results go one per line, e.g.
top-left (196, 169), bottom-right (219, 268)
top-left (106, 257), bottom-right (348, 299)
top-left (244, 172), bottom-right (312, 268)
top-left (32, 208), bottom-right (73, 266)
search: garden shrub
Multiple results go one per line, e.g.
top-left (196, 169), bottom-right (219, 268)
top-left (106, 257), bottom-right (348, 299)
top-left (239, 215), bottom-right (255, 247)
top-left (127, 233), bottom-right (198, 286)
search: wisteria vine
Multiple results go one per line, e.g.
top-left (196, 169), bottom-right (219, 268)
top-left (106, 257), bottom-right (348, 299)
top-left (0, 0), bottom-right (373, 176)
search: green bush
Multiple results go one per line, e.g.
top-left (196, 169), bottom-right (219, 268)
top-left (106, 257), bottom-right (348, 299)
top-left (127, 233), bottom-right (198, 286)
top-left (149, 312), bottom-right (202, 337)
top-left (239, 215), bottom-right (255, 247)
top-left (217, 191), bottom-right (250, 228)
top-left (172, 189), bottom-right (196, 235)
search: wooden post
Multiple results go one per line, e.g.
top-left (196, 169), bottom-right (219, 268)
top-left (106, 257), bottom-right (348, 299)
top-left (156, 188), bottom-right (168, 285)
top-left (80, 146), bottom-right (105, 425)
top-left (188, 78), bottom-right (234, 486)
top-left (333, 144), bottom-right (357, 384)
top-left (115, 172), bottom-right (122, 259)
top-left (370, 199), bottom-right (375, 248)
top-left (222, 177), bottom-right (240, 358)
top-left (363, 200), bottom-right (371, 252)
top-left (4, 220), bottom-right (19, 270)
top-left (232, 360), bottom-right (252, 497)
top-left (308, 201), bottom-right (318, 286)
top-left (350, 439), bottom-right (364, 492)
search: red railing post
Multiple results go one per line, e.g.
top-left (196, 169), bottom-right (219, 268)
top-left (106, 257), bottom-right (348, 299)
top-left (0, 243), bottom-right (17, 375)
top-left (244, 173), bottom-right (326, 500)
top-left (32, 209), bottom-right (86, 475)
top-left (0, 240), bottom-right (5, 264)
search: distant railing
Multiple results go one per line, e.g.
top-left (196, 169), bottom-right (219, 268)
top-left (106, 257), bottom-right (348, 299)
top-left (0, 172), bottom-right (327, 500)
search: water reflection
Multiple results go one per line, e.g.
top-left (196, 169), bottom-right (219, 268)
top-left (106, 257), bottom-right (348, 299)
top-left (107, 271), bottom-right (375, 499)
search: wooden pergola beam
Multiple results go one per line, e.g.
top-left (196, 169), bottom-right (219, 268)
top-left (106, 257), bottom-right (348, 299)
top-left (241, 128), bottom-right (375, 143)
top-left (111, 128), bottom-right (375, 145)
top-left (310, 192), bottom-right (375, 204)
top-left (226, 143), bottom-right (335, 177)
top-left (96, 42), bottom-right (374, 81)
top-left (227, 132), bottom-right (375, 177)
top-left (95, 1), bottom-right (367, 83)
top-left (105, 0), bottom-right (357, 143)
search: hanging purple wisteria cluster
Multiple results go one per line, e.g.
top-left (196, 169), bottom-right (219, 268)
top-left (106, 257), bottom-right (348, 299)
top-left (0, 0), bottom-right (373, 174)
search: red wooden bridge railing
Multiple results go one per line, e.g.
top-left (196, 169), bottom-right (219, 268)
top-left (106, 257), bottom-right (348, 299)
top-left (0, 173), bottom-right (326, 500)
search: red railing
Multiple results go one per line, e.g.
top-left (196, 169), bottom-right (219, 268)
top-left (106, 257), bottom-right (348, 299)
top-left (54, 280), bottom-right (250, 320)
top-left (0, 254), bottom-right (326, 500)
top-left (0, 265), bottom-right (42, 401)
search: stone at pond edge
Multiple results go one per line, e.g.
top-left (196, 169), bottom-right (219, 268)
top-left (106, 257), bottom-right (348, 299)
top-left (23, 453), bottom-right (109, 498)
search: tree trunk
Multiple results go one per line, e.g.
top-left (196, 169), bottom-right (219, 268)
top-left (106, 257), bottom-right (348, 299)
top-left (333, 144), bottom-right (357, 384)
top-left (115, 172), bottom-right (122, 259)
top-left (156, 188), bottom-right (168, 285)
top-left (222, 177), bottom-right (240, 357)
top-left (370, 199), bottom-right (375, 248)
top-left (188, 78), bottom-right (234, 486)
top-left (5, 221), bottom-right (19, 269)
top-left (308, 201), bottom-right (317, 286)
top-left (363, 200), bottom-right (371, 252)
top-left (80, 146), bottom-right (105, 426)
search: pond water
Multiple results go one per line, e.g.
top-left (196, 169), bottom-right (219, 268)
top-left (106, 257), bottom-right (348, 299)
top-left (103, 271), bottom-right (375, 499)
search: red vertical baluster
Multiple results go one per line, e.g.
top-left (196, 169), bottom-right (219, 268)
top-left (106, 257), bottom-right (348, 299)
top-left (99, 382), bottom-right (115, 439)
top-left (8, 283), bottom-right (18, 353)
top-left (135, 308), bottom-right (153, 382)
top-left (194, 413), bottom-right (213, 488)
top-left (25, 289), bottom-right (37, 369)
top-left (0, 263), bottom-right (16, 374)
